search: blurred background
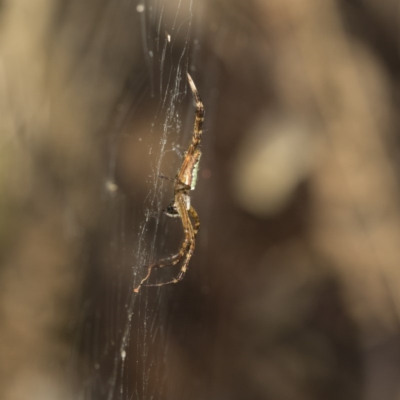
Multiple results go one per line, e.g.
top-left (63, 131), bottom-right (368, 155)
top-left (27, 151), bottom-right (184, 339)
top-left (0, 0), bottom-right (400, 399)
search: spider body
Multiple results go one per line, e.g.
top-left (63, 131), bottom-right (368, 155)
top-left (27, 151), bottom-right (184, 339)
top-left (134, 73), bottom-right (204, 293)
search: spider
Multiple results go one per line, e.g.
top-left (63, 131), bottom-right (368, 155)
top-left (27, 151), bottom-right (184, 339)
top-left (134, 73), bottom-right (204, 293)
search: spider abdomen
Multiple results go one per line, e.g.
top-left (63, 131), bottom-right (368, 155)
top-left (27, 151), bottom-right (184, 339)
top-left (190, 153), bottom-right (201, 190)
top-left (181, 150), bottom-right (201, 190)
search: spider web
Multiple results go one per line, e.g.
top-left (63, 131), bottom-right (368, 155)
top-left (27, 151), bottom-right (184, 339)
top-left (70, 1), bottom-right (204, 399)
top-left (5, 1), bottom-right (397, 399)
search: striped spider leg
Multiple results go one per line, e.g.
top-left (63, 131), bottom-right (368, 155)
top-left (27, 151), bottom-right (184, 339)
top-left (134, 73), bottom-right (204, 293)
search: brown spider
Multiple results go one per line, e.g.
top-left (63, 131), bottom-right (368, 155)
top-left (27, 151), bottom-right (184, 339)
top-left (134, 73), bottom-right (204, 293)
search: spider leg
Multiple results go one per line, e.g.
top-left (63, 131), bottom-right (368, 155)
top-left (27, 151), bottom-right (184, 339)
top-left (186, 73), bottom-right (204, 150)
top-left (159, 174), bottom-right (191, 192)
top-left (138, 206), bottom-right (198, 283)
top-left (159, 174), bottom-right (175, 183)
top-left (138, 206), bottom-right (200, 286)
top-left (174, 75), bottom-right (203, 188)
top-left (134, 195), bottom-right (194, 292)
top-left (142, 251), bottom-right (185, 270)
top-left (139, 205), bottom-right (199, 271)
top-left (140, 217), bottom-right (195, 288)
top-left (188, 205), bottom-right (200, 236)
top-left (162, 206), bottom-right (198, 283)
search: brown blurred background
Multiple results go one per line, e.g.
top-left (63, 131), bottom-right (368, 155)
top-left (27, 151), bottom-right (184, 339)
top-left (0, 0), bottom-right (399, 399)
